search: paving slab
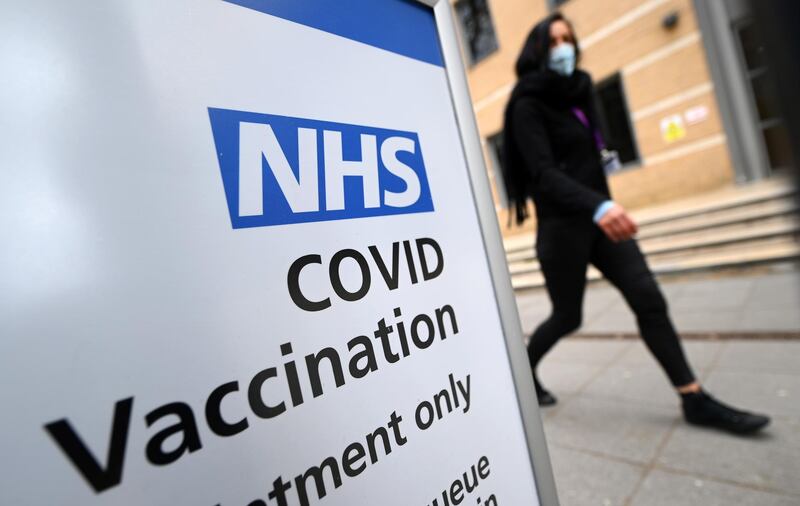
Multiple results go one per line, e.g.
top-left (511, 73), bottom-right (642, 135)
top-left (547, 445), bottom-right (644, 506)
top-left (516, 295), bottom-right (549, 313)
top-left (517, 310), bottom-right (552, 336)
top-left (657, 418), bottom-right (800, 495)
top-left (657, 282), bottom-right (685, 298)
top-left (540, 339), bottom-right (633, 366)
top-left (517, 286), bottom-right (625, 334)
top-left (583, 293), bottom-right (624, 322)
top-left (581, 365), bottom-right (685, 409)
top-left (714, 340), bottom-right (800, 375)
top-left (704, 369), bottom-right (800, 419)
top-left (735, 308), bottom-right (800, 332)
top-left (672, 276), bottom-right (756, 296)
top-left (751, 274), bottom-right (800, 300)
top-left (617, 340), bottom-right (723, 371)
top-left (669, 290), bottom-right (751, 312)
top-left (543, 395), bottom-right (678, 464)
top-left (582, 309), bottom-right (639, 334)
top-left (513, 264), bottom-right (800, 334)
top-left (530, 338), bottom-right (800, 504)
top-left (669, 310), bottom-right (748, 333)
top-left (538, 361), bottom-right (605, 395)
top-left (631, 469), bottom-right (799, 506)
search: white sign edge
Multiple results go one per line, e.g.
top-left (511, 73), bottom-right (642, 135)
top-left (424, 1), bottom-right (560, 505)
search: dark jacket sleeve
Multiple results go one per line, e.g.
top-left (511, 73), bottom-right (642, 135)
top-left (511, 98), bottom-right (607, 214)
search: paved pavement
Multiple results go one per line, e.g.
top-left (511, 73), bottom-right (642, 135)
top-left (515, 267), bottom-right (800, 505)
top-left (534, 338), bottom-right (800, 506)
top-left (516, 263), bottom-right (800, 336)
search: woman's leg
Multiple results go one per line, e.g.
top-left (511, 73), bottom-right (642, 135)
top-left (589, 236), bottom-right (695, 386)
top-left (528, 220), bottom-right (594, 379)
top-left (527, 258), bottom-right (588, 370)
top-left (590, 235), bottom-right (769, 433)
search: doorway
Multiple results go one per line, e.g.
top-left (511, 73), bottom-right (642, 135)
top-left (694, 0), bottom-right (793, 181)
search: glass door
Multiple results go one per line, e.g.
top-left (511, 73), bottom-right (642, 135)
top-left (732, 15), bottom-right (793, 174)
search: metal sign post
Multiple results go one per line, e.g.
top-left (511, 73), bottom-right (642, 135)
top-left (0, 1), bottom-right (558, 504)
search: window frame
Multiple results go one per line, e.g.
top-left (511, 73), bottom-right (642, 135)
top-left (594, 72), bottom-right (642, 171)
top-left (547, 0), bottom-right (572, 11)
top-left (453, 0), bottom-right (500, 66)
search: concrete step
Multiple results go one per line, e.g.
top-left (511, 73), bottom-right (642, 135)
top-left (636, 196), bottom-right (798, 240)
top-left (505, 193), bottom-right (797, 265)
top-left (504, 177), bottom-right (799, 290)
top-left (509, 215), bottom-right (800, 276)
top-left (629, 176), bottom-right (796, 226)
top-left (511, 237), bottom-right (800, 290)
top-left (504, 234), bottom-right (535, 257)
top-left (641, 215), bottom-right (799, 256)
top-left (507, 245), bottom-right (534, 264)
top-left (503, 177), bottom-right (797, 256)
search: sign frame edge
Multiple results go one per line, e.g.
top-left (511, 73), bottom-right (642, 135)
top-left (422, 1), bottom-right (560, 505)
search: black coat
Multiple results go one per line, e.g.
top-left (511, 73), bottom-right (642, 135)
top-left (507, 91), bottom-right (611, 221)
top-left (501, 14), bottom-right (611, 225)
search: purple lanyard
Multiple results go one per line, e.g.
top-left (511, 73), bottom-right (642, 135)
top-left (572, 107), bottom-right (605, 150)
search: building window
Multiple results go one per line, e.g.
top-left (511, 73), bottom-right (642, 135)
top-left (454, 0), bottom-right (499, 65)
top-left (734, 18), bottom-right (793, 171)
top-left (548, 0), bottom-right (571, 9)
top-left (594, 73), bottom-right (640, 165)
top-left (486, 133), bottom-right (508, 208)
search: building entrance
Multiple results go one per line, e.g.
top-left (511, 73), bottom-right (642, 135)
top-left (696, 0), bottom-right (793, 181)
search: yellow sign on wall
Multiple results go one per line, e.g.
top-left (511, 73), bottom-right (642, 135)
top-left (660, 114), bottom-right (687, 143)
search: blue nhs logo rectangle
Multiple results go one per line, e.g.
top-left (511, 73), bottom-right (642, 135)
top-left (208, 108), bottom-right (434, 229)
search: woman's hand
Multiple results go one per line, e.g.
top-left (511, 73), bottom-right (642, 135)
top-left (597, 203), bottom-right (638, 242)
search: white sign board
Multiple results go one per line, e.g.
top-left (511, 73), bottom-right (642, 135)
top-left (0, 1), bottom-right (556, 505)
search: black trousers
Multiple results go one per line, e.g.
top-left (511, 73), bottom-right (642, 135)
top-left (528, 218), bottom-right (696, 387)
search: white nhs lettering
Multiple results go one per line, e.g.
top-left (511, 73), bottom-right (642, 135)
top-left (237, 122), bottom-right (422, 218)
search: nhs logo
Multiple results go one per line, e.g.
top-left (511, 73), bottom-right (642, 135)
top-left (208, 108), bottom-right (434, 228)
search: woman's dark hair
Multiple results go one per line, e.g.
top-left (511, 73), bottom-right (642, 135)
top-left (514, 12), bottom-right (580, 77)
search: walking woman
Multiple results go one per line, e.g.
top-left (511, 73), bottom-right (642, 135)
top-left (502, 13), bottom-right (769, 434)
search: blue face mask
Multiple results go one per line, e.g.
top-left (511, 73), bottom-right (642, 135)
top-left (548, 43), bottom-right (576, 76)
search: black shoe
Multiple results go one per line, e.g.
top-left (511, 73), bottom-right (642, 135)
top-left (681, 390), bottom-right (770, 434)
top-left (534, 376), bottom-right (557, 407)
